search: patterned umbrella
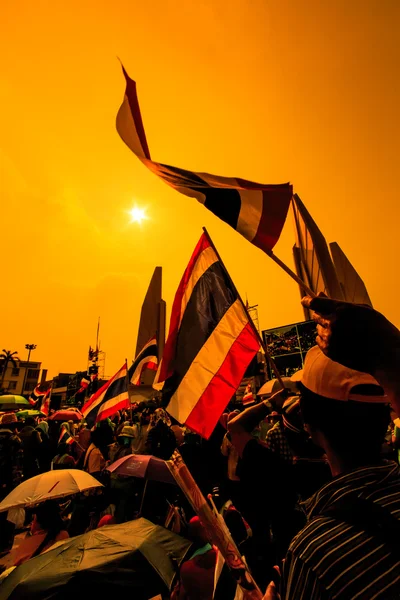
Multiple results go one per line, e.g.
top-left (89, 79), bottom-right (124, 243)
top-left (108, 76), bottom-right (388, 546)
top-left (107, 454), bottom-right (176, 485)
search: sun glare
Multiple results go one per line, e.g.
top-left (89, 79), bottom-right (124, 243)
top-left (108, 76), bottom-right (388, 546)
top-left (129, 206), bottom-right (147, 224)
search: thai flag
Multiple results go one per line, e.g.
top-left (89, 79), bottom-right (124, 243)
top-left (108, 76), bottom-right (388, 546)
top-left (129, 336), bottom-right (158, 385)
top-left (40, 388), bottom-right (52, 416)
top-left (58, 426), bottom-right (74, 446)
top-left (29, 386), bottom-right (46, 406)
top-left (116, 66), bottom-right (293, 255)
top-left (154, 233), bottom-right (260, 439)
top-left (82, 363), bottom-right (129, 428)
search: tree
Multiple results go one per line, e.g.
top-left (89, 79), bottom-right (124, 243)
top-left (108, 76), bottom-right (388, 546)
top-left (0, 350), bottom-right (20, 391)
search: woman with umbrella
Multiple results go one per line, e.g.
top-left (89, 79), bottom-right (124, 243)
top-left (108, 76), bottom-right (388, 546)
top-left (11, 500), bottom-right (69, 566)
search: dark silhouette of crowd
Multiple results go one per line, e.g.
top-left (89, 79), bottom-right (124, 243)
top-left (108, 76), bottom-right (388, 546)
top-left (1, 297), bottom-right (400, 599)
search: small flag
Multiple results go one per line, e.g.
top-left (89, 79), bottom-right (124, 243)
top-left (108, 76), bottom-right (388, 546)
top-left (76, 375), bottom-right (91, 395)
top-left (40, 388), bottom-right (52, 416)
top-left (129, 336), bottom-right (158, 385)
top-left (29, 385), bottom-right (46, 406)
top-left (82, 363), bottom-right (129, 428)
top-left (81, 375), bottom-right (90, 389)
top-left (116, 67), bottom-right (293, 255)
top-left (242, 383), bottom-right (255, 406)
top-left (58, 426), bottom-right (75, 446)
top-left (155, 233), bottom-right (260, 439)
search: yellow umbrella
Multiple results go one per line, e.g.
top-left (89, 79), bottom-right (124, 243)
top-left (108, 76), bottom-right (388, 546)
top-left (0, 469), bottom-right (103, 512)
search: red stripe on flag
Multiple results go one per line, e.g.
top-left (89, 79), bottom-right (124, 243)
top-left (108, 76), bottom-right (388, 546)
top-left (252, 186), bottom-right (293, 252)
top-left (122, 67), bottom-right (152, 160)
top-left (145, 361), bottom-right (158, 372)
top-left (185, 323), bottom-right (259, 439)
top-left (159, 233), bottom-right (211, 382)
top-left (96, 396), bottom-right (130, 422)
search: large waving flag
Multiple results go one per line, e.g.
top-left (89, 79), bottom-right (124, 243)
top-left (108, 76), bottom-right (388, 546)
top-left (129, 336), bottom-right (158, 386)
top-left (82, 363), bottom-right (129, 428)
top-left (154, 233), bottom-right (260, 439)
top-left (116, 67), bottom-right (293, 254)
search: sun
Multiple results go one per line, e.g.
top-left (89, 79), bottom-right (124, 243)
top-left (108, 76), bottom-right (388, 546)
top-left (128, 206), bottom-right (147, 224)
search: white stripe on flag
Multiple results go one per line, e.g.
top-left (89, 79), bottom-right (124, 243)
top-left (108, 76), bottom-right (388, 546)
top-left (97, 391), bottom-right (130, 420)
top-left (236, 189), bottom-right (263, 243)
top-left (167, 299), bottom-right (248, 424)
top-left (131, 355), bottom-right (158, 384)
top-left (116, 94), bottom-right (148, 160)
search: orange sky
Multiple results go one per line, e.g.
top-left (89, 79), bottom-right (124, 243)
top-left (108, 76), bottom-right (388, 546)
top-left (1, 0), bottom-right (399, 379)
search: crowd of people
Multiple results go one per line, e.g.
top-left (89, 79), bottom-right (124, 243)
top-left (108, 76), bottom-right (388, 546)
top-left (0, 297), bottom-right (400, 599)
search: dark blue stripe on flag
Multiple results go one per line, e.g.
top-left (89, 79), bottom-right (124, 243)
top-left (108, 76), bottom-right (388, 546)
top-left (163, 261), bottom-right (237, 400)
top-left (85, 375), bottom-right (128, 427)
top-left (128, 342), bottom-right (158, 380)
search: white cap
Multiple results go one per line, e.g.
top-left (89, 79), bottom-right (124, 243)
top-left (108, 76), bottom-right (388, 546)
top-left (291, 346), bottom-right (387, 403)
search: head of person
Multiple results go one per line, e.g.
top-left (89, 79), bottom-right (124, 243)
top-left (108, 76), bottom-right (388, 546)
top-left (90, 428), bottom-right (103, 448)
top-left (25, 416), bottom-right (36, 427)
top-left (117, 425), bottom-right (135, 447)
top-left (268, 411), bottom-right (281, 425)
top-left (293, 346), bottom-right (391, 471)
top-left (31, 500), bottom-right (64, 537)
top-left (37, 420), bottom-right (49, 436)
top-left (188, 516), bottom-right (209, 547)
top-left (1, 412), bottom-right (18, 431)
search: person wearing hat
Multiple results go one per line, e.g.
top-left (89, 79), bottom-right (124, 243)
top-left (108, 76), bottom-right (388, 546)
top-left (265, 345), bottom-right (400, 600)
top-left (108, 425), bottom-right (136, 463)
top-left (228, 395), bottom-right (297, 585)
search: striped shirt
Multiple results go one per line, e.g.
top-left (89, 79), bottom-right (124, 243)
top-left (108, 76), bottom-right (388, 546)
top-left (282, 461), bottom-right (400, 599)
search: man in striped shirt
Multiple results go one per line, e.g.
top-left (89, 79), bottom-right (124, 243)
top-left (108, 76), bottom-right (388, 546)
top-left (278, 345), bottom-right (400, 600)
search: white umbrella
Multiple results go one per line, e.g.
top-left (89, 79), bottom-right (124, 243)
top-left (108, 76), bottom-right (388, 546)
top-left (0, 469), bottom-right (103, 512)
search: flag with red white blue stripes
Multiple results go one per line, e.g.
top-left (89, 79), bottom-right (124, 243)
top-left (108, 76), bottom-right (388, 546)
top-left (116, 67), bottom-right (293, 254)
top-left (154, 233), bottom-right (260, 439)
top-left (58, 426), bottom-right (75, 446)
top-left (82, 363), bottom-right (129, 428)
top-left (129, 336), bottom-right (158, 386)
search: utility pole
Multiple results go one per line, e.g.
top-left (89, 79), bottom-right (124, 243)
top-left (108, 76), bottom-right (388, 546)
top-left (22, 343), bottom-right (37, 396)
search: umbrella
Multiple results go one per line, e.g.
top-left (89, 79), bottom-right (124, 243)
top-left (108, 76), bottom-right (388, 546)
top-left (0, 469), bottom-right (102, 512)
top-left (15, 409), bottom-right (46, 419)
top-left (49, 409), bottom-right (83, 421)
top-left (0, 518), bottom-right (192, 600)
top-left (0, 395), bottom-right (30, 411)
top-left (107, 454), bottom-right (177, 485)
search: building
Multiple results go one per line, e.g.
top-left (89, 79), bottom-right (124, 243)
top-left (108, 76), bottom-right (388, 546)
top-left (1, 360), bottom-right (47, 396)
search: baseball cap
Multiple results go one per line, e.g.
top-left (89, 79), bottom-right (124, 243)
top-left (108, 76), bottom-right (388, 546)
top-left (118, 425), bottom-right (136, 438)
top-left (291, 346), bottom-right (387, 403)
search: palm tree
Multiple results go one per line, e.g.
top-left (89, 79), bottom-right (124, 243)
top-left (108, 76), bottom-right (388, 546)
top-left (0, 350), bottom-right (20, 392)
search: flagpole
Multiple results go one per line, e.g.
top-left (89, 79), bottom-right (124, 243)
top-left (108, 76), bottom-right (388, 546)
top-left (202, 227), bottom-right (286, 391)
top-left (266, 249), bottom-right (315, 298)
top-left (125, 358), bottom-right (132, 423)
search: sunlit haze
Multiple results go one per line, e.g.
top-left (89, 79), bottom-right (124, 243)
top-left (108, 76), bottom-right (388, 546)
top-left (1, 0), bottom-right (399, 379)
top-left (129, 206), bottom-right (148, 224)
